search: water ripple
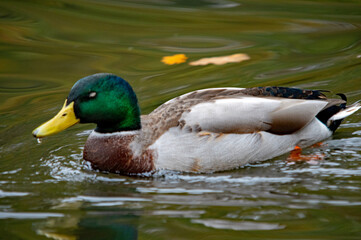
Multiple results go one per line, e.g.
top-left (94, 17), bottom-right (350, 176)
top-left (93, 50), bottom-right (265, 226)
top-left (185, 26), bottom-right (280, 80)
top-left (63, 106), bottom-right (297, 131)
top-left (0, 211), bottom-right (63, 219)
top-left (192, 219), bottom-right (285, 231)
top-left (288, 19), bottom-right (358, 33)
top-left (140, 36), bottom-right (251, 53)
top-left (0, 190), bottom-right (29, 198)
top-left (137, 187), bottom-right (223, 194)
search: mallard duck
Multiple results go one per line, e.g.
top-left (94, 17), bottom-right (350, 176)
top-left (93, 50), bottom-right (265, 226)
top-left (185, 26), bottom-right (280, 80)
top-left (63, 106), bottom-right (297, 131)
top-left (32, 73), bottom-right (360, 175)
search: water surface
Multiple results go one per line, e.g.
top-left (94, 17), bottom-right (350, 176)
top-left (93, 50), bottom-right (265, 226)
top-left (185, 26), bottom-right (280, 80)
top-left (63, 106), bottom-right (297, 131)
top-left (1, 0), bottom-right (361, 239)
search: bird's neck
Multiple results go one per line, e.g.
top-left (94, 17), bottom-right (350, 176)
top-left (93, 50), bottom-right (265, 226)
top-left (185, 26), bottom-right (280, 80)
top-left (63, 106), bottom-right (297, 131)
top-left (94, 108), bottom-right (141, 133)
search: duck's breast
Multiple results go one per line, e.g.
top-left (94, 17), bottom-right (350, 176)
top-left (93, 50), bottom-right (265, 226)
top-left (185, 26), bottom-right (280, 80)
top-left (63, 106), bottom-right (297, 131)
top-left (83, 131), bottom-right (155, 174)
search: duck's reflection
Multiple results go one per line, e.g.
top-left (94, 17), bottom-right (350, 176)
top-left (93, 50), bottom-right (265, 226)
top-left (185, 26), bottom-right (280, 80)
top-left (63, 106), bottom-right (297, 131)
top-left (37, 210), bottom-right (138, 240)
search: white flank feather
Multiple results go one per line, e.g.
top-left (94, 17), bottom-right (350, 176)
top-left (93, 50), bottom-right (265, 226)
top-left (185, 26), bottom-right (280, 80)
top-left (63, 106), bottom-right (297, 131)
top-left (151, 118), bottom-right (331, 173)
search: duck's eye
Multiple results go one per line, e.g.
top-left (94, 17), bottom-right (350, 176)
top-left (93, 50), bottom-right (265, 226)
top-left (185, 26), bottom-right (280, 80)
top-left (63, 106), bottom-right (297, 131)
top-left (88, 92), bottom-right (97, 99)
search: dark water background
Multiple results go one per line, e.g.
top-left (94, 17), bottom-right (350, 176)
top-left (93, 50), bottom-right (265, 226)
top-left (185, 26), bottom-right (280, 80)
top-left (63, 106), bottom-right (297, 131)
top-left (1, 0), bottom-right (361, 239)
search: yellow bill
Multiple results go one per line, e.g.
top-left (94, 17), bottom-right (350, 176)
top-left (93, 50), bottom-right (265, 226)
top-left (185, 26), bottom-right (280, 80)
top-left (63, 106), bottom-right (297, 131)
top-left (32, 100), bottom-right (80, 138)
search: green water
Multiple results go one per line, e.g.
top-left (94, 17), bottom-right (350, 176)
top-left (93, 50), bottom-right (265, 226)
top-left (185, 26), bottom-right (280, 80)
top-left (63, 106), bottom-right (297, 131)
top-left (1, 0), bottom-right (361, 239)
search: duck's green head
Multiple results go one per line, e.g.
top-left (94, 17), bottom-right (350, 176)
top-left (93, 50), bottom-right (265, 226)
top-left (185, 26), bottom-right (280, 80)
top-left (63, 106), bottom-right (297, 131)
top-left (32, 73), bottom-right (141, 138)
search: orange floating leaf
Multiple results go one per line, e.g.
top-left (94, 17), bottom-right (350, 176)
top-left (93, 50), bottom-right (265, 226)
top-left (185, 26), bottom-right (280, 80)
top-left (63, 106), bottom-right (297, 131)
top-left (161, 54), bottom-right (188, 65)
top-left (189, 53), bottom-right (250, 66)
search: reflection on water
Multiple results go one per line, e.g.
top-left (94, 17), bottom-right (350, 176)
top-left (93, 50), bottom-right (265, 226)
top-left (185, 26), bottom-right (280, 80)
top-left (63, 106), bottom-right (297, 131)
top-left (37, 212), bottom-right (138, 240)
top-left (1, 0), bottom-right (361, 239)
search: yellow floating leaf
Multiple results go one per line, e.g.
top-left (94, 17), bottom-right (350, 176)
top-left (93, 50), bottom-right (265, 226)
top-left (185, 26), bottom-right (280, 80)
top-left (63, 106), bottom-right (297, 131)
top-left (189, 53), bottom-right (250, 66)
top-left (161, 54), bottom-right (188, 65)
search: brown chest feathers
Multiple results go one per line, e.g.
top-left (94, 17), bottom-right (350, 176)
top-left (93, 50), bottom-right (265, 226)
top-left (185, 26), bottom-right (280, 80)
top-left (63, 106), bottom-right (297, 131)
top-left (83, 133), bottom-right (155, 175)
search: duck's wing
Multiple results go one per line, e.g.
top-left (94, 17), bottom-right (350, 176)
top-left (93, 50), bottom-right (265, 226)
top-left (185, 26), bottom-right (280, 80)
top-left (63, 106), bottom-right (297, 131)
top-left (142, 87), bottom-right (345, 144)
top-left (180, 96), bottom-right (328, 135)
